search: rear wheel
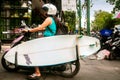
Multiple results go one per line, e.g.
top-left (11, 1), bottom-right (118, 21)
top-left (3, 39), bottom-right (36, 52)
top-left (58, 60), bottom-right (80, 78)
top-left (1, 52), bottom-right (19, 72)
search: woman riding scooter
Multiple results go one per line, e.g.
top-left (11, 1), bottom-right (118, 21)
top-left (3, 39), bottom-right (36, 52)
top-left (23, 3), bottom-right (57, 80)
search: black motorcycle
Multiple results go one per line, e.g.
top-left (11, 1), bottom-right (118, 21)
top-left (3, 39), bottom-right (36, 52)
top-left (99, 29), bottom-right (113, 49)
top-left (108, 28), bottom-right (120, 60)
top-left (1, 21), bottom-right (80, 78)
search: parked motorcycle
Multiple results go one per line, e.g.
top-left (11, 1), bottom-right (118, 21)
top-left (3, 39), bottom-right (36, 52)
top-left (1, 21), bottom-right (80, 78)
top-left (108, 28), bottom-right (120, 60)
top-left (99, 28), bottom-right (120, 60)
top-left (99, 29), bottom-right (113, 49)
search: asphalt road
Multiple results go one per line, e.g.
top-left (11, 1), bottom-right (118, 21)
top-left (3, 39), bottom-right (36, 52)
top-left (0, 45), bottom-right (120, 80)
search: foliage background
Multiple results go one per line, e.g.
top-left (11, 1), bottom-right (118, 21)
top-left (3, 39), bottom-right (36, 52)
top-left (91, 10), bottom-right (113, 31)
top-left (64, 11), bottom-right (76, 33)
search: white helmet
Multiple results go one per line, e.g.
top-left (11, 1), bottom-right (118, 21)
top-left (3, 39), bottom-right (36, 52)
top-left (42, 3), bottom-right (57, 15)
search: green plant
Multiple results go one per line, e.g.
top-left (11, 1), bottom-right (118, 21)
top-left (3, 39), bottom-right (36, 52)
top-left (64, 11), bottom-right (76, 33)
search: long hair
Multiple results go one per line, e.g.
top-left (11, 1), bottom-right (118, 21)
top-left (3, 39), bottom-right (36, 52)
top-left (32, 0), bottom-right (61, 28)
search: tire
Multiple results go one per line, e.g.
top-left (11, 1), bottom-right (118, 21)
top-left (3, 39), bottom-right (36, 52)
top-left (59, 59), bottom-right (80, 78)
top-left (108, 51), bottom-right (116, 60)
top-left (1, 52), bottom-right (19, 72)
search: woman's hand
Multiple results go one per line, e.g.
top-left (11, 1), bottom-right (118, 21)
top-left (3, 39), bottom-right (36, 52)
top-left (22, 29), bottom-right (29, 33)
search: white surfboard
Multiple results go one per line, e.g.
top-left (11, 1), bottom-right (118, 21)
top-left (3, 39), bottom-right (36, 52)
top-left (4, 35), bottom-right (100, 66)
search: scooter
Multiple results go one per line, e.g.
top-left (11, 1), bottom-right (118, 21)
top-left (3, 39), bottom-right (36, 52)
top-left (1, 21), bottom-right (80, 78)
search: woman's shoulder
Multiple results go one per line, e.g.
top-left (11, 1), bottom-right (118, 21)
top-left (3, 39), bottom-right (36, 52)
top-left (45, 17), bottom-right (53, 21)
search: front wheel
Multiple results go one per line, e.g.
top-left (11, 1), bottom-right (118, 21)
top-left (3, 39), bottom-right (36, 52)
top-left (1, 52), bottom-right (19, 72)
top-left (59, 60), bottom-right (80, 78)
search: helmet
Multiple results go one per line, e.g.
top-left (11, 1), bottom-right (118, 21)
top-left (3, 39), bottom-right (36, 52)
top-left (42, 3), bottom-right (57, 15)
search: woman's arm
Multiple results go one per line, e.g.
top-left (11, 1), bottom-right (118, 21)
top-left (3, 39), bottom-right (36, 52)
top-left (29, 17), bottom-right (52, 32)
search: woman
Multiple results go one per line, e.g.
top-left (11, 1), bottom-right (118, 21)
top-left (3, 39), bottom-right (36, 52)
top-left (23, 3), bottom-right (57, 80)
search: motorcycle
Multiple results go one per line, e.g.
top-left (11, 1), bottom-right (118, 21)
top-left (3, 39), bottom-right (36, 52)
top-left (1, 21), bottom-right (80, 78)
top-left (108, 28), bottom-right (120, 60)
top-left (99, 28), bottom-right (113, 49)
top-left (99, 28), bottom-right (120, 60)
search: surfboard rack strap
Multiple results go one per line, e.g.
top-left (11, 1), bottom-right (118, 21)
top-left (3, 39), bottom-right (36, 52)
top-left (76, 45), bottom-right (79, 60)
top-left (15, 52), bottom-right (18, 67)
